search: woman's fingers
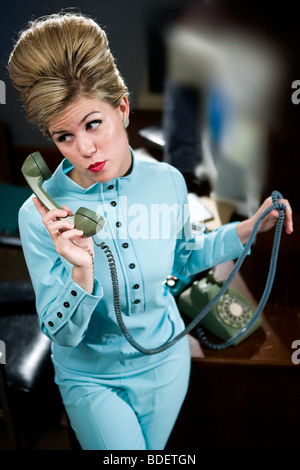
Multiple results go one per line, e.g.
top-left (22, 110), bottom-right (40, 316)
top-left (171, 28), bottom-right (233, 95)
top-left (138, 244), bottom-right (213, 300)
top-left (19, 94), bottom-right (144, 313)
top-left (32, 197), bottom-right (93, 267)
top-left (280, 199), bottom-right (293, 234)
top-left (33, 201), bottom-right (76, 243)
top-left (33, 197), bottom-right (73, 221)
top-left (256, 196), bottom-right (293, 235)
top-left (32, 196), bottom-right (49, 217)
top-left (61, 204), bottom-right (74, 216)
top-left (42, 207), bottom-right (69, 224)
top-left (57, 228), bottom-right (84, 241)
top-left (47, 219), bottom-right (75, 234)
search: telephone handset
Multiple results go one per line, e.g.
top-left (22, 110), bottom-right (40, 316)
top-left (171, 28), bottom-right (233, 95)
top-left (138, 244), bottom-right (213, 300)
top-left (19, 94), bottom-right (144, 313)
top-left (21, 152), bottom-right (105, 237)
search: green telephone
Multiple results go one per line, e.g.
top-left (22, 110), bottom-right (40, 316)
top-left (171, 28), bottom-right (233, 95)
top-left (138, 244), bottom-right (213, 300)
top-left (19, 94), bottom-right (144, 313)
top-left (178, 271), bottom-right (262, 345)
top-left (21, 152), bottom-right (105, 237)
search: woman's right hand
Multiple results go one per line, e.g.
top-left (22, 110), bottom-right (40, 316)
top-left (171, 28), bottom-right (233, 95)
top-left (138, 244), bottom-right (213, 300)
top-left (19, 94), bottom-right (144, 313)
top-left (33, 197), bottom-right (95, 293)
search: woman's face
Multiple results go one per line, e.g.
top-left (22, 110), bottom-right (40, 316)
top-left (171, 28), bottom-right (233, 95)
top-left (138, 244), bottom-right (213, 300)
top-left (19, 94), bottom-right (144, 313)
top-left (48, 95), bottom-right (131, 188)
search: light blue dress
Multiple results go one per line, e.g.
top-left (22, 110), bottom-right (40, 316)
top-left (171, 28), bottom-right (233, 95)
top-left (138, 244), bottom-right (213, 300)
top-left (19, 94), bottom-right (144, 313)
top-left (19, 148), bottom-right (245, 449)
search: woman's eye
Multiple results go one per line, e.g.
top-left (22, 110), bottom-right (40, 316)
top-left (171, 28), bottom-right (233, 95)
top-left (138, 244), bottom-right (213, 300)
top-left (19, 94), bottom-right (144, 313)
top-left (87, 120), bottom-right (101, 131)
top-left (58, 134), bottom-right (72, 143)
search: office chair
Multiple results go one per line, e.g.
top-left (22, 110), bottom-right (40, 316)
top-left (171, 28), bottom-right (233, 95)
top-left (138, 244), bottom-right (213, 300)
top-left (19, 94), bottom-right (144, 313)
top-left (0, 280), bottom-right (64, 449)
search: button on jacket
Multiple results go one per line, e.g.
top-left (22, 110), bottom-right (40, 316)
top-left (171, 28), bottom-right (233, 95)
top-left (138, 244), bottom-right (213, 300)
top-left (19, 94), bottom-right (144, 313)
top-left (18, 149), bottom-right (245, 375)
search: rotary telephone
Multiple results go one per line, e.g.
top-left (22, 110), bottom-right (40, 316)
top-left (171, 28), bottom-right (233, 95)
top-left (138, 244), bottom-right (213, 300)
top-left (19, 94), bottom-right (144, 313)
top-left (21, 152), bottom-right (105, 237)
top-left (21, 152), bottom-right (286, 354)
top-left (176, 271), bottom-right (261, 345)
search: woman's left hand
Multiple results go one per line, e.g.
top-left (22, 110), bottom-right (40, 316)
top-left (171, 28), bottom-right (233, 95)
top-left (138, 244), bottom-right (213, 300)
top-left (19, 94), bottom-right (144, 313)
top-left (255, 196), bottom-right (293, 234)
top-left (237, 196), bottom-right (293, 245)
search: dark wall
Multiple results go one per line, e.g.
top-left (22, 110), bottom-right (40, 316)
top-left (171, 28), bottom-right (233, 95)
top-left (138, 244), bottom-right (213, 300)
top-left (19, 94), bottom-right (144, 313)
top-left (0, 0), bottom-right (189, 147)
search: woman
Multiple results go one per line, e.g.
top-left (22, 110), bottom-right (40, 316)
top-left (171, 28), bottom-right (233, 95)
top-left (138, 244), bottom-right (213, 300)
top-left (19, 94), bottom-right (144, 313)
top-left (8, 12), bottom-right (293, 450)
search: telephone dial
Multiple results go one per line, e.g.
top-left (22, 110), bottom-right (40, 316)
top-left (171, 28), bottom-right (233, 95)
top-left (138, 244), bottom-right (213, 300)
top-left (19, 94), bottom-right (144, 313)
top-left (21, 152), bottom-right (286, 354)
top-left (21, 152), bottom-right (105, 237)
top-left (177, 271), bottom-right (261, 345)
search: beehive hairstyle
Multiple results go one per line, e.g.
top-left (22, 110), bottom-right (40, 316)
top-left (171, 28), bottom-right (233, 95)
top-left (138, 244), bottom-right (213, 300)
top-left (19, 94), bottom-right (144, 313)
top-left (8, 12), bottom-right (128, 136)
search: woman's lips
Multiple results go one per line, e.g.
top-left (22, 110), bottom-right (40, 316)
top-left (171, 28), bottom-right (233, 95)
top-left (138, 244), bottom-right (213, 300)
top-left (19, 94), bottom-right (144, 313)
top-left (88, 161), bottom-right (106, 172)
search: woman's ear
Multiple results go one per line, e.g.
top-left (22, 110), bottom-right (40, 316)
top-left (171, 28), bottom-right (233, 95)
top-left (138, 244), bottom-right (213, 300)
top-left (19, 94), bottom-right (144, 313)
top-left (119, 95), bottom-right (130, 120)
top-left (119, 96), bottom-right (130, 129)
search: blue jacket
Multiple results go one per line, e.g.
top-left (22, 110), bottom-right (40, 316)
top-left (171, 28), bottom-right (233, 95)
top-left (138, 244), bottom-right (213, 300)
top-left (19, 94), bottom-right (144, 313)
top-left (19, 149), bottom-right (244, 375)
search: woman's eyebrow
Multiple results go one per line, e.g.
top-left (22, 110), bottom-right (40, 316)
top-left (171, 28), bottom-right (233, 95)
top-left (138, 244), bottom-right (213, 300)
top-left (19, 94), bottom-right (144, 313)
top-left (51, 111), bottom-right (101, 136)
top-left (80, 111), bottom-right (101, 124)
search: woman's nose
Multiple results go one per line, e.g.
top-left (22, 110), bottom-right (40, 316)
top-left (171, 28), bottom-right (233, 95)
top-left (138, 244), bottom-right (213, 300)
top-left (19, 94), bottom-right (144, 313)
top-left (77, 135), bottom-right (96, 157)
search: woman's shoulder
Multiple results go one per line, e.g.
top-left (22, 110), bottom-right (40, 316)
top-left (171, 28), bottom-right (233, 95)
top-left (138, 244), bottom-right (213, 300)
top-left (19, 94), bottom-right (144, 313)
top-left (19, 194), bottom-right (35, 215)
top-left (19, 195), bottom-right (44, 232)
top-left (134, 152), bottom-right (185, 182)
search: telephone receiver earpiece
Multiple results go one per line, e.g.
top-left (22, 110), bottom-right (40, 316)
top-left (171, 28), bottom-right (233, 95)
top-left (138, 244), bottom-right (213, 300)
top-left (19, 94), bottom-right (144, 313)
top-left (21, 152), bottom-right (105, 237)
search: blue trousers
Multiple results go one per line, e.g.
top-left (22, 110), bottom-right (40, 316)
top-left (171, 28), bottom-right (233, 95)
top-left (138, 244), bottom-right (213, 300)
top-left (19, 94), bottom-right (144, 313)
top-left (54, 336), bottom-right (191, 450)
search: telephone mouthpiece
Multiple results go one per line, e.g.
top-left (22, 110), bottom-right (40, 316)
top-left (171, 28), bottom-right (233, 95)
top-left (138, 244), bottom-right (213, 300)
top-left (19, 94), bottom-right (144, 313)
top-left (74, 207), bottom-right (105, 237)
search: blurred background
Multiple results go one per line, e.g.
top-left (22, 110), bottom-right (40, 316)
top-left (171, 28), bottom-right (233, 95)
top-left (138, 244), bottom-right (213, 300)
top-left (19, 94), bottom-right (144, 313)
top-left (0, 0), bottom-right (299, 451)
top-left (0, 0), bottom-right (299, 214)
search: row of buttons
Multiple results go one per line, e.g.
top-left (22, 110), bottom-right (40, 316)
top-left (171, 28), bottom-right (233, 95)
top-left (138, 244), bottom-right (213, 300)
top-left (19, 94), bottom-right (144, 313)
top-left (48, 290), bottom-right (77, 327)
top-left (110, 196), bottom-right (141, 308)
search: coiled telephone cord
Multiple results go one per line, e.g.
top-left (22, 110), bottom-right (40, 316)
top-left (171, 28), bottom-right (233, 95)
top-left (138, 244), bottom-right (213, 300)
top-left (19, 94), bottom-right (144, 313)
top-left (94, 191), bottom-right (286, 354)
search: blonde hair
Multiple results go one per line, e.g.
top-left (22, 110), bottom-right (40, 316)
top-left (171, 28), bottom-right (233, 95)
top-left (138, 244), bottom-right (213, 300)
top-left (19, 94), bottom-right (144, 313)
top-left (8, 12), bottom-right (128, 136)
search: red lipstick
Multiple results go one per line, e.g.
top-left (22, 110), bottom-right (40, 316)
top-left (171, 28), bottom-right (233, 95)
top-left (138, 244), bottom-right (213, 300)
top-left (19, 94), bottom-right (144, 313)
top-left (88, 161), bottom-right (106, 172)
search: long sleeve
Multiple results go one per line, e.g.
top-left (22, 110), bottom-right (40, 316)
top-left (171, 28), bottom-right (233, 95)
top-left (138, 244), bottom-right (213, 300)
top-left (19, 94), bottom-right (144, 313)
top-left (18, 199), bottom-right (103, 347)
top-left (168, 166), bottom-right (245, 280)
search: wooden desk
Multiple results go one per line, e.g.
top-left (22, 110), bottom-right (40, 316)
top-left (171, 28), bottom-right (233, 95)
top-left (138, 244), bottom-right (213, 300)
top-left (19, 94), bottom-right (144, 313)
top-left (166, 243), bottom-right (300, 450)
